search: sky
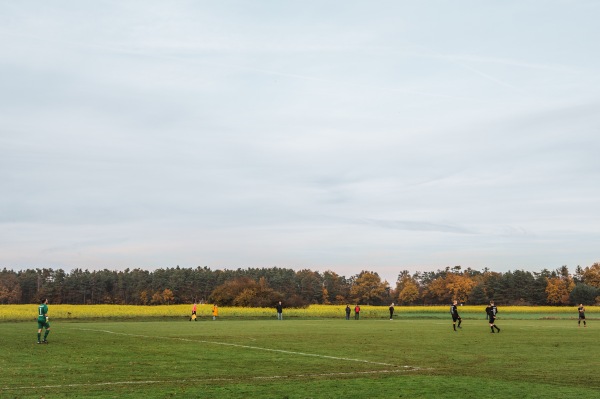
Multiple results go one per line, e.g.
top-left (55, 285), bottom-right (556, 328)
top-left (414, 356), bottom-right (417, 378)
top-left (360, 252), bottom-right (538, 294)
top-left (1, 1), bottom-right (599, 284)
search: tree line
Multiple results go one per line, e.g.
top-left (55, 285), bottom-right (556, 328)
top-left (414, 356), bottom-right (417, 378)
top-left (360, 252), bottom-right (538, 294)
top-left (1, 263), bottom-right (599, 306)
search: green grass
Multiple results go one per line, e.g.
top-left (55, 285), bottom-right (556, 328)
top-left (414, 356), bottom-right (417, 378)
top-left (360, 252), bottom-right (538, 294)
top-left (395, 312), bottom-right (591, 320)
top-left (1, 318), bottom-right (598, 399)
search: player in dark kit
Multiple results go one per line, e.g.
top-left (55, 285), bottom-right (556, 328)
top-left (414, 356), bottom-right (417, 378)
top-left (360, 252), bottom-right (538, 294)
top-left (450, 300), bottom-right (462, 331)
top-left (486, 301), bottom-right (500, 333)
top-left (578, 304), bottom-right (587, 327)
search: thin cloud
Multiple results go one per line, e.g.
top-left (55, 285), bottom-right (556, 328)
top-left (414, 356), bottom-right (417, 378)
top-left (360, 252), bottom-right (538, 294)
top-left (357, 219), bottom-right (474, 235)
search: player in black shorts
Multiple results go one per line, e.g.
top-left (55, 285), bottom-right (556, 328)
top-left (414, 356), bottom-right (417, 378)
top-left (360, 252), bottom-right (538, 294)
top-left (450, 300), bottom-right (462, 331)
top-left (578, 304), bottom-right (587, 327)
top-left (485, 300), bottom-right (500, 333)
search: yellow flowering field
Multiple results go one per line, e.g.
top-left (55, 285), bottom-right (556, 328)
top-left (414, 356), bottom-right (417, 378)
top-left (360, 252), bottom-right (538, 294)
top-left (1, 304), bottom-right (597, 321)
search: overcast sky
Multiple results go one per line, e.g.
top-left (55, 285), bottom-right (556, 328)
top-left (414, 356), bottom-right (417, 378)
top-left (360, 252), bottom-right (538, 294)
top-left (1, 1), bottom-right (599, 284)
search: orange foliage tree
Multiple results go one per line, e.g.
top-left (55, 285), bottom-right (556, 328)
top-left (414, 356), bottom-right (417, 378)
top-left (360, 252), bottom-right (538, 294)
top-left (423, 272), bottom-right (476, 304)
top-left (162, 288), bottom-right (175, 305)
top-left (396, 271), bottom-right (420, 305)
top-left (581, 263), bottom-right (600, 288)
top-left (545, 276), bottom-right (575, 305)
top-left (350, 271), bottom-right (389, 305)
top-left (446, 273), bottom-right (477, 303)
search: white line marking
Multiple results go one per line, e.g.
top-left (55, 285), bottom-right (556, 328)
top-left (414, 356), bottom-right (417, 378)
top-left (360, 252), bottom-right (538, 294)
top-left (2, 368), bottom-right (426, 391)
top-left (78, 328), bottom-right (410, 368)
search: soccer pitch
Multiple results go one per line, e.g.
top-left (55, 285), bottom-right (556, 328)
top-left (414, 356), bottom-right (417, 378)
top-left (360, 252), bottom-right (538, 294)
top-left (1, 318), bottom-right (598, 398)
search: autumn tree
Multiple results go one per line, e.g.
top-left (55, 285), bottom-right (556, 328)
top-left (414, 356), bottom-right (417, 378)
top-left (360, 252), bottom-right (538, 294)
top-left (0, 270), bottom-right (22, 304)
top-left (545, 276), bottom-right (575, 305)
top-left (395, 271), bottom-right (420, 305)
top-left (162, 288), bottom-right (175, 305)
top-left (421, 271), bottom-right (476, 304)
top-left (350, 271), bottom-right (389, 305)
top-left (248, 277), bottom-right (279, 307)
top-left (210, 277), bottom-right (281, 307)
top-left (210, 277), bottom-right (256, 306)
top-left (423, 276), bottom-right (450, 304)
top-left (321, 285), bottom-right (330, 304)
top-left (581, 263), bottom-right (600, 288)
top-left (140, 290), bottom-right (149, 305)
top-left (446, 273), bottom-right (476, 303)
top-left (151, 291), bottom-right (163, 305)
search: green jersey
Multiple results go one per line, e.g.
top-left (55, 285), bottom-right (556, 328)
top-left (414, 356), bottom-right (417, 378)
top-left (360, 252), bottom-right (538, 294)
top-left (38, 303), bottom-right (48, 321)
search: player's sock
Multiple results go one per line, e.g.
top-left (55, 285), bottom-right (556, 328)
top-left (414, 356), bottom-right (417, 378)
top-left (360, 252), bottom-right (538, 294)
top-left (37, 333), bottom-right (41, 342)
top-left (453, 324), bottom-right (456, 331)
top-left (458, 320), bottom-right (462, 328)
top-left (495, 326), bottom-right (500, 332)
top-left (490, 326), bottom-right (495, 333)
top-left (44, 331), bottom-right (50, 340)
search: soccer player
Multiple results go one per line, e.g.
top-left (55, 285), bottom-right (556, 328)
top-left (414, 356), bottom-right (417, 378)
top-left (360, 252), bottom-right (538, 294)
top-left (276, 301), bottom-right (283, 320)
top-left (578, 304), bottom-right (587, 327)
top-left (486, 300), bottom-right (500, 333)
top-left (389, 303), bottom-right (395, 320)
top-left (450, 300), bottom-right (462, 331)
top-left (37, 298), bottom-right (50, 344)
top-left (190, 302), bottom-right (197, 321)
top-left (212, 304), bottom-right (218, 321)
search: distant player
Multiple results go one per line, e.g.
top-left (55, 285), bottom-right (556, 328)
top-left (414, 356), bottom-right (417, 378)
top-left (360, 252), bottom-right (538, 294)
top-left (578, 304), bottom-right (587, 327)
top-left (450, 300), bottom-right (462, 331)
top-left (37, 298), bottom-right (50, 344)
top-left (485, 300), bottom-right (500, 333)
top-left (212, 304), bottom-right (218, 321)
top-left (389, 303), bottom-right (395, 320)
top-left (190, 302), bottom-right (197, 321)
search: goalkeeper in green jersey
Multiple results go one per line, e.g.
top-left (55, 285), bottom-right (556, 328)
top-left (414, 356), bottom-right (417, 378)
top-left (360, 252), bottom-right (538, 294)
top-left (37, 298), bottom-right (50, 344)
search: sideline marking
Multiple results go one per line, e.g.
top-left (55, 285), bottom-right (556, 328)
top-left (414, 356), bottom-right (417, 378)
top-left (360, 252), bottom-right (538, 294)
top-left (78, 328), bottom-right (412, 368)
top-left (2, 368), bottom-right (424, 391)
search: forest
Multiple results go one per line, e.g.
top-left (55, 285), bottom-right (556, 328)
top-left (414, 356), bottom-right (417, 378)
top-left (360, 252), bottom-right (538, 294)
top-left (1, 263), bottom-right (599, 307)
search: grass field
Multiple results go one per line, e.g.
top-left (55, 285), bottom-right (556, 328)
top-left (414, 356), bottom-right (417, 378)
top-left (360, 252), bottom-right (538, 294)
top-left (1, 316), bottom-right (598, 399)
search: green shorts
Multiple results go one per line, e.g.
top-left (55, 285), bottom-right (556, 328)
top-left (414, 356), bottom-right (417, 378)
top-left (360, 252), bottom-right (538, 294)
top-left (37, 319), bottom-right (50, 329)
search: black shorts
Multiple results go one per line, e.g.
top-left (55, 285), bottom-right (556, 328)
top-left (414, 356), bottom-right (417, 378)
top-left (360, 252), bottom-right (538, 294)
top-left (452, 315), bottom-right (460, 322)
top-left (488, 316), bottom-right (496, 324)
top-left (579, 314), bottom-right (585, 319)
